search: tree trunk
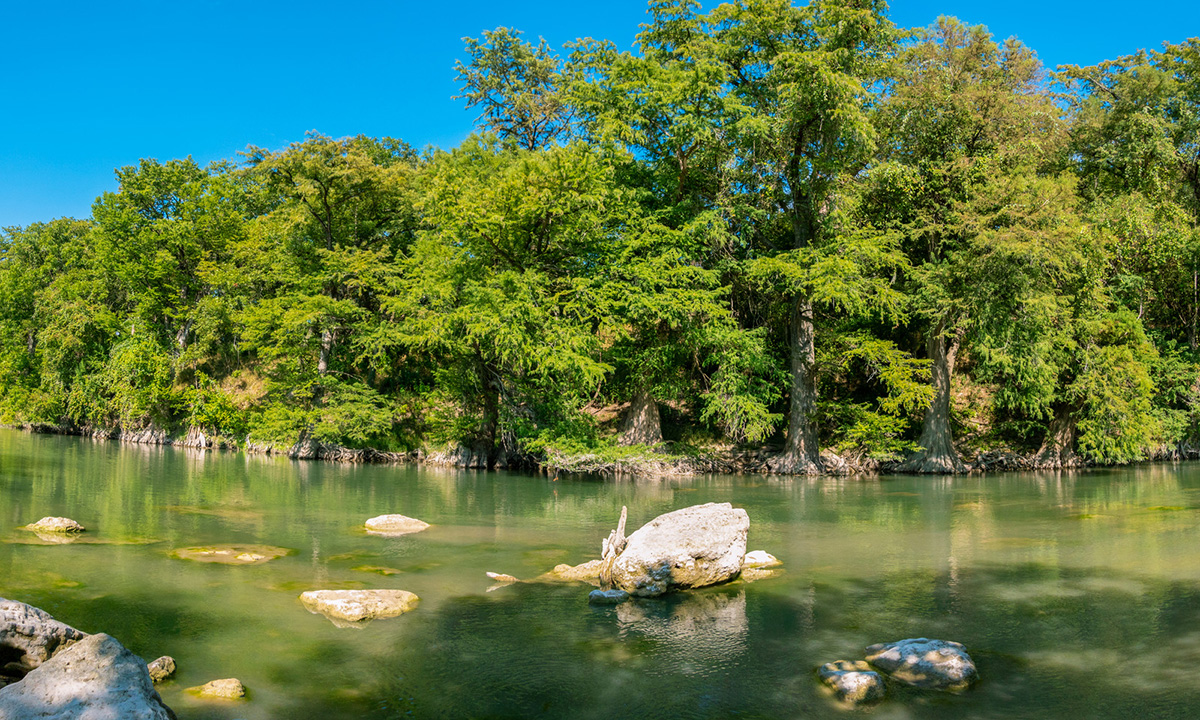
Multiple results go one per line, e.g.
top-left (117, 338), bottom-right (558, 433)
top-left (481, 366), bottom-right (501, 470)
top-left (899, 324), bottom-right (965, 474)
top-left (768, 298), bottom-right (822, 475)
top-left (619, 390), bottom-right (664, 446)
top-left (1034, 405), bottom-right (1081, 468)
top-left (317, 328), bottom-right (334, 375)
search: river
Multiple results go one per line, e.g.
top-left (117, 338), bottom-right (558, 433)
top-left (3, 428), bottom-right (1200, 718)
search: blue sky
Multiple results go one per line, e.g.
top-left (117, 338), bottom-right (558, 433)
top-left (2, 0), bottom-right (1197, 228)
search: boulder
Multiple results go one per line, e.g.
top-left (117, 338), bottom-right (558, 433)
top-left (187, 677), bottom-right (245, 699)
top-left (609, 503), bottom-right (749, 597)
top-left (817, 660), bottom-right (886, 704)
top-left (22, 517), bottom-right (85, 533)
top-left (300, 590), bottom-right (419, 626)
top-left (0, 633), bottom-right (175, 719)
top-left (146, 656), bottom-right (175, 683)
top-left (364, 514), bottom-right (430, 536)
top-left (865, 638), bottom-right (977, 691)
top-left (0, 598), bottom-right (89, 677)
top-left (587, 589), bottom-right (630, 605)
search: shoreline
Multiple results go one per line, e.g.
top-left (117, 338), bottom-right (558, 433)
top-left (5, 422), bottom-right (1199, 478)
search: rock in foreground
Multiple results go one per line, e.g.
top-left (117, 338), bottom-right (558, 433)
top-left (817, 660), bottom-right (886, 704)
top-left (365, 514), bottom-right (430, 536)
top-left (22, 517), bottom-right (85, 533)
top-left (865, 638), bottom-right (977, 691)
top-left (609, 503), bottom-right (749, 597)
top-left (300, 589), bottom-right (419, 626)
top-left (0, 598), bottom-right (89, 677)
top-left (0, 633), bottom-right (175, 719)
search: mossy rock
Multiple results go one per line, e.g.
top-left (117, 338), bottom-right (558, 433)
top-left (170, 544), bottom-right (292, 565)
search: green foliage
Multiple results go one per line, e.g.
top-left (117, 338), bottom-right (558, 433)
top-left (2, 6), bottom-right (1198, 473)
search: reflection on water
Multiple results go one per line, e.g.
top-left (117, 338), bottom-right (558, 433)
top-left (3, 429), bottom-right (1200, 718)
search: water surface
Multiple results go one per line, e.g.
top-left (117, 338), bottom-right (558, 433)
top-left (3, 429), bottom-right (1200, 718)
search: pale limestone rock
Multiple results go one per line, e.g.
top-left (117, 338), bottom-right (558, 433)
top-left (23, 517), bottom-right (85, 533)
top-left (865, 638), bottom-right (977, 691)
top-left (300, 589), bottom-right (419, 626)
top-left (817, 660), bottom-right (886, 704)
top-left (365, 514), bottom-right (430, 536)
top-left (742, 550), bottom-right (781, 569)
top-left (0, 633), bottom-right (174, 719)
top-left (0, 597), bottom-right (89, 675)
top-left (188, 677), bottom-right (245, 699)
top-left (146, 656), bottom-right (175, 683)
top-left (610, 503), bottom-right (748, 597)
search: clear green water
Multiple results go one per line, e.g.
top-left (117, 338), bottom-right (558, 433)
top-left (4, 428), bottom-right (1200, 719)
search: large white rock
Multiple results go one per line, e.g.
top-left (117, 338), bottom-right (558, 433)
top-left (300, 589), bottom-right (419, 626)
top-left (610, 503), bottom-right (749, 597)
top-left (364, 514), bottom-right (430, 536)
top-left (865, 638), bottom-right (977, 691)
top-left (0, 598), bottom-right (89, 674)
top-left (0, 633), bottom-right (174, 719)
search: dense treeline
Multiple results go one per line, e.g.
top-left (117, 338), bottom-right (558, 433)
top-left (2, 0), bottom-right (1199, 474)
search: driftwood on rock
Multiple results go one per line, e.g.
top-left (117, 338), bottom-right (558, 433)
top-left (598, 506), bottom-right (628, 588)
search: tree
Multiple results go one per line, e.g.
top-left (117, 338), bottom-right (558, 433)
top-left (703, 0), bottom-right (900, 473)
top-left (865, 17), bottom-right (1065, 472)
top-left (456, 28), bottom-right (576, 150)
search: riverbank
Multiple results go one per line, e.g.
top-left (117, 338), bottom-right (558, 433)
top-left (9, 422), bottom-right (1200, 478)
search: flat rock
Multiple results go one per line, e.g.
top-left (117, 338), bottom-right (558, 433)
top-left (544, 560), bottom-right (603, 585)
top-left (187, 677), bottom-right (245, 699)
top-left (22, 517), bottom-right (85, 533)
top-left (300, 589), bottom-right (419, 626)
top-left (170, 544), bottom-right (291, 565)
top-left (0, 597), bottom-right (89, 676)
top-left (818, 660), bottom-right (886, 704)
top-left (610, 503), bottom-right (749, 597)
top-left (588, 589), bottom-right (630, 605)
top-left (865, 638), bottom-right (977, 691)
top-left (146, 656), bottom-right (175, 683)
top-left (485, 572), bottom-right (519, 583)
top-left (365, 514), bottom-right (430, 536)
top-left (742, 550), bottom-right (781, 569)
top-left (0, 633), bottom-right (175, 719)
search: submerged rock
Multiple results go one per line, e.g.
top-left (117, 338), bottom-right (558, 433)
top-left (817, 660), bottom-right (886, 704)
top-left (170, 545), bottom-right (291, 565)
top-left (365, 514), bottom-right (430, 536)
top-left (609, 503), bottom-right (749, 597)
top-left (188, 677), bottom-right (245, 699)
top-left (147, 656), bottom-right (176, 683)
top-left (0, 633), bottom-right (174, 719)
top-left (545, 560), bottom-right (603, 584)
top-left (0, 597), bottom-right (89, 677)
top-left (588, 589), bottom-right (630, 605)
top-left (22, 517), bottom-right (85, 533)
top-left (300, 589), bottom-right (419, 626)
top-left (865, 638), bottom-right (977, 691)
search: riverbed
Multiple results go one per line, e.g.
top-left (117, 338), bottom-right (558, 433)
top-left (3, 428), bottom-right (1200, 718)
